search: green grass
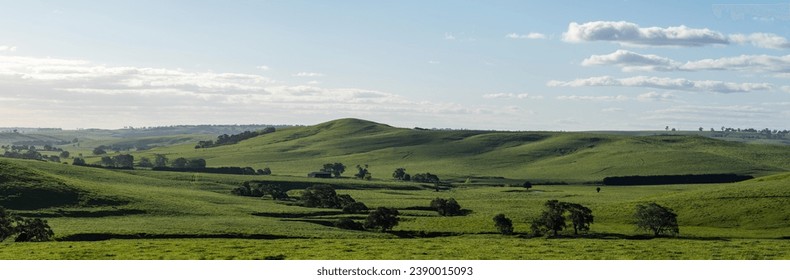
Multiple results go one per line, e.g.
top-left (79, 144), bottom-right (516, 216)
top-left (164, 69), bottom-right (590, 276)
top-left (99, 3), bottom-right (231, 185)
top-left (1, 118), bottom-right (789, 260)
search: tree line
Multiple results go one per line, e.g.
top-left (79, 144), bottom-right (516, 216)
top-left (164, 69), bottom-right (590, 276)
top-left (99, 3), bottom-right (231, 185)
top-left (195, 127), bottom-right (276, 149)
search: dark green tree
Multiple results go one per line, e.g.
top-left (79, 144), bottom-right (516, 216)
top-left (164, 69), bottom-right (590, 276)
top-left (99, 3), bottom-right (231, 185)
top-left (59, 150), bottom-right (70, 159)
top-left (523, 181), bottom-right (533, 190)
top-left (92, 147), bottom-right (106, 155)
top-left (531, 200), bottom-right (566, 237)
top-left (392, 168), bottom-right (409, 181)
top-left (138, 157), bottom-right (153, 168)
top-left (0, 207), bottom-right (16, 242)
top-left (171, 157), bottom-right (188, 168)
top-left (430, 198), bottom-right (463, 216)
top-left (186, 158), bottom-right (207, 169)
top-left (342, 202), bottom-right (369, 214)
top-left (335, 218), bottom-right (364, 231)
top-left (493, 214), bottom-right (514, 235)
top-left (301, 185), bottom-right (340, 208)
top-left (153, 154), bottom-right (168, 168)
top-left (112, 154), bottom-right (134, 168)
top-left (72, 157), bottom-right (86, 166)
top-left (634, 202), bottom-right (679, 237)
top-left (354, 164), bottom-right (371, 180)
top-left (321, 163), bottom-right (346, 178)
top-left (365, 207), bottom-right (399, 232)
top-left (14, 218), bottom-right (54, 242)
top-left (100, 156), bottom-right (114, 167)
top-left (565, 203), bottom-right (594, 235)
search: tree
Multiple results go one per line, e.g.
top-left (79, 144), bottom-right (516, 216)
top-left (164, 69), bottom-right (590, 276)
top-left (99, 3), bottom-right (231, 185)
top-left (301, 185), bottom-right (341, 208)
top-left (100, 156), bottom-right (114, 167)
top-left (257, 167), bottom-right (272, 175)
top-left (154, 154), bottom-right (168, 168)
top-left (138, 157), bottom-right (153, 168)
top-left (14, 218), bottom-right (54, 242)
top-left (186, 158), bottom-right (207, 169)
top-left (493, 214), bottom-right (513, 235)
top-left (72, 157), bottom-right (86, 166)
top-left (59, 151), bottom-right (70, 159)
top-left (634, 202), bottom-right (679, 237)
top-left (92, 147), bottom-right (107, 155)
top-left (0, 207), bottom-right (16, 242)
top-left (523, 181), bottom-right (533, 190)
top-left (354, 164), bottom-right (371, 180)
top-left (112, 154), bottom-right (134, 168)
top-left (335, 218), bottom-right (364, 231)
top-left (171, 157), bottom-right (188, 168)
top-left (430, 198), bottom-right (462, 216)
top-left (565, 203), bottom-right (594, 235)
top-left (365, 207), bottom-right (399, 232)
top-left (531, 200), bottom-right (566, 237)
top-left (392, 168), bottom-right (409, 181)
top-left (322, 163), bottom-right (346, 178)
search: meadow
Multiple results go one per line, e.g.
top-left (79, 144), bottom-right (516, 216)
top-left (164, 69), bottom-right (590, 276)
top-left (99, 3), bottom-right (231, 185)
top-left (0, 119), bottom-right (788, 259)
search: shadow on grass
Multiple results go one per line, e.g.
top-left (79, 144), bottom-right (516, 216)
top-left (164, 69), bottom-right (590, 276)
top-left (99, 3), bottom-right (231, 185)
top-left (516, 232), bottom-right (731, 241)
top-left (388, 230), bottom-right (462, 238)
top-left (22, 209), bottom-right (146, 218)
top-left (252, 211), bottom-right (343, 218)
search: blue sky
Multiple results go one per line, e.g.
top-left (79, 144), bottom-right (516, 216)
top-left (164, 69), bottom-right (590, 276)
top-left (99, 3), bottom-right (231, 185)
top-left (0, 0), bottom-right (788, 130)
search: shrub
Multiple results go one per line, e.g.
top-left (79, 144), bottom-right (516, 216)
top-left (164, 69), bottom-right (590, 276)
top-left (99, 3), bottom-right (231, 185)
top-left (334, 218), bottom-right (365, 230)
top-left (493, 214), bottom-right (514, 235)
top-left (342, 202), bottom-right (369, 214)
top-left (430, 198), bottom-right (462, 216)
top-left (365, 207), bottom-right (399, 232)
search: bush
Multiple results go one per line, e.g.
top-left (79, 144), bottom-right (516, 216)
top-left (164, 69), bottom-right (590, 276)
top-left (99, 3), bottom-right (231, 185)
top-left (14, 218), bottom-right (54, 242)
top-left (342, 202), bottom-right (369, 214)
top-left (493, 214), bottom-right (514, 235)
top-left (334, 218), bottom-right (365, 231)
top-left (430, 198), bottom-right (462, 216)
top-left (365, 207), bottom-right (399, 232)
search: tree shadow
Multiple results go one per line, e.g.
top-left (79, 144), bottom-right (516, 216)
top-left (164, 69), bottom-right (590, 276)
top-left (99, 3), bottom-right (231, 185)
top-left (22, 209), bottom-right (145, 218)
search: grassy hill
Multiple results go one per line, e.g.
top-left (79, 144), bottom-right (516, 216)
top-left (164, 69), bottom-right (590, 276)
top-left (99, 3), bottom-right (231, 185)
top-left (126, 118), bottom-right (790, 183)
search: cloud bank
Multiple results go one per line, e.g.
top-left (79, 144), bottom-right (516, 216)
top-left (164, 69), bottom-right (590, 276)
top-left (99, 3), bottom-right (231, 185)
top-left (547, 76), bottom-right (772, 93)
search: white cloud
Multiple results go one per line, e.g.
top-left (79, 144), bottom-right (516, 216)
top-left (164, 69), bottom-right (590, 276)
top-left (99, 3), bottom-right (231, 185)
top-left (583, 50), bottom-right (790, 74)
top-left (637, 91), bottom-right (676, 102)
top-left (483, 92), bottom-right (544, 100)
top-left (0, 46), bottom-right (17, 52)
top-left (602, 107), bottom-right (624, 112)
top-left (428, 60), bottom-right (440, 64)
top-left (729, 33), bottom-right (790, 49)
top-left (256, 65), bottom-right (270, 71)
top-left (293, 72), bottom-right (324, 77)
top-left (563, 21), bottom-right (729, 47)
top-left (556, 95), bottom-right (628, 101)
top-left (582, 49), bottom-right (680, 71)
top-left (548, 76), bottom-right (772, 93)
top-left (506, 32), bottom-right (546, 39)
top-left (444, 32), bottom-right (456, 40)
top-left (0, 54), bottom-right (503, 128)
top-left (782, 86), bottom-right (790, 93)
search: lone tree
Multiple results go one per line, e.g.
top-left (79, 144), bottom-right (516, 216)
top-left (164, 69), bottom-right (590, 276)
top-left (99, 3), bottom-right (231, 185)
top-left (14, 218), bottom-right (54, 242)
top-left (634, 202), bottom-right (679, 237)
top-left (493, 214), bottom-right (514, 235)
top-left (364, 207), bottom-right (399, 232)
top-left (354, 164), bottom-right (371, 180)
top-left (0, 207), bottom-right (16, 242)
top-left (430, 198), bottom-right (463, 216)
top-left (523, 181), bottom-right (533, 190)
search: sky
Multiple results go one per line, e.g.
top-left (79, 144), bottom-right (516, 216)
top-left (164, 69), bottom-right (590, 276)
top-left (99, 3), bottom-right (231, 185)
top-left (0, 0), bottom-right (788, 131)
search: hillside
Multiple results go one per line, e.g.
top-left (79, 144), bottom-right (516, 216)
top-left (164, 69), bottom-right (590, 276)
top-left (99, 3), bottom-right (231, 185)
top-left (129, 118), bottom-right (790, 183)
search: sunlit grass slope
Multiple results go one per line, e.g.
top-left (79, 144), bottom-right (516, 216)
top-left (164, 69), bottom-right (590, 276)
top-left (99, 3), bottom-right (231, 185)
top-left (130, 118), bottom-right (790, 183)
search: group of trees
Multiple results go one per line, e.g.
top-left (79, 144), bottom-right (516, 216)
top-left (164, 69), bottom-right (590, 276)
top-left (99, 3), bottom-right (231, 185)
top-left (232, 183), bottom-right (289, 200)
top-left (354, 164), bottom-right (371, 180)
top-left (0, 144), bottom-right (72, 164)
top-left (320, 163), bottom-right (346, 178)
top-left (0, 207), bottom-right (54, 242)
top-left (195, 127), bottom-right (276, 149)
top-left (300, 185), bottom-right (368, 214)
top-left (334, 207), bottom-right (400, 232)
top-left (412, 173), bottom-right (440, 184)
top-left (100, 154), bottom-right (135, 169)
top-left (430, 198), bottom-right (463, 216)
top-left (530, 200), bottom-right (594, 237)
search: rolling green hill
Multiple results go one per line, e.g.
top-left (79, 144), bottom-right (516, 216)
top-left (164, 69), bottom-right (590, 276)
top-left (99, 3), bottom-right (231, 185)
top-left (128, 118), bottom-right (790, 183)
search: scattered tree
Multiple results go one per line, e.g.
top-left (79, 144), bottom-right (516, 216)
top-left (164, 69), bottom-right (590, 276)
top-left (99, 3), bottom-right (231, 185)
top-left (493, 214), bottom-right (514, 235)
top-left (392, 168), bottom-right (410, 181)
top-left (59, 151), bottom-right (70, 159)
top-left (430, 198), bottom-right (463, 216)
top-left (321, 163), bottom-right (346, 178)
top-left (634, 202), bottom-right (679, 237)
top-left (154, 154), bottom-right (168, 168)
top-left (523, 181), bottom-right (533, 190)
top-left (138, 157), bottom-right (153, 168)
top-left (354, 164), bottom-right (371, 180)
top-left (72, 157), bottom-right (86, 166)
top-left (92, 147), bottom-right (106, 155)
top-left (364, 207), bottom-right (399, 232)
top-left (14, 218), bottom-right (54, 242)
top-left (565, 203), bottom-right (594, 235)
top-left (342, 202), bottom-right (369, 214)
top-left (531, 200), bottom-right (566, 237)
top-left (334, 218), bottom-right (364, 230)
top-left (171, 157), bottom-right (188, 168)
top-left (0, 207), bottom-right (16, 242)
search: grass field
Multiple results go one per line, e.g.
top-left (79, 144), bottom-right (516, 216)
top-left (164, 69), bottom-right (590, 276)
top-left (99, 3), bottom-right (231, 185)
top-left (1, 119), bottom-right (788, 260)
